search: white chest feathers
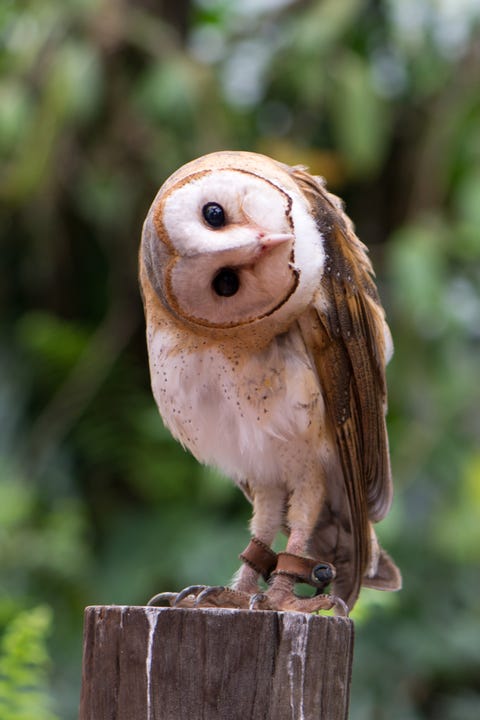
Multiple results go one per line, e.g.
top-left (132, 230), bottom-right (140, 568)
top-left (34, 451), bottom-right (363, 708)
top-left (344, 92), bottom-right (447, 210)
top-left (147, 324), bottom-right (328, 487)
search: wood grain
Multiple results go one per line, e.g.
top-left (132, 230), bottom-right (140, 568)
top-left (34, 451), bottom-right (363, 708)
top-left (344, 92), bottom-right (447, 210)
top-left (79, 606), bottom-right (354, 720)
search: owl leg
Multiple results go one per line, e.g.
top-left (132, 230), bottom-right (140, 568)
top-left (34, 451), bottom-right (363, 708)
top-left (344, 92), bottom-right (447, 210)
top-left (189, 486), bottom-right (285, 607)
top-left (253, 485), bottom-right (348, 615)
top-left (148, 486), bottom-right (285, 610)
top-left (233, 485), bottom-right (286, 593)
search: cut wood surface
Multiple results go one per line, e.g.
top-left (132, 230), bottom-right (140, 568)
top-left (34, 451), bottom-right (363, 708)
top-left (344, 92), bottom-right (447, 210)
top-left (79, 605), bottom-right (354, 720)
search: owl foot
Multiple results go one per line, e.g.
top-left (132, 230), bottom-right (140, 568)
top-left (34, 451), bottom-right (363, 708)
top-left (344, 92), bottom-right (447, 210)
top-left (249, 589), bottom-right (349, 616)
top-left (147, 585), bottom-right (347, 615)
top-left (246, 552), bottom-right (348, 615)
top-left (147, 585), bottom-right (253, 610)
top-left (146, 550), bottom-right (345, 613)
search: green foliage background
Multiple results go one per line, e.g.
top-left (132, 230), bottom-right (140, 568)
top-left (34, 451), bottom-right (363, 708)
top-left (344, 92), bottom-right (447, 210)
top-left (1, 0), bottom-right (479, 717)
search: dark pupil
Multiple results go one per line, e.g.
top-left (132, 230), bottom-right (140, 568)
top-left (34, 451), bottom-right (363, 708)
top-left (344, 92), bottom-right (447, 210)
top-left (202, 202), bottom-right (225, 228)
top-left (212, 268), bottom-right (239, 297)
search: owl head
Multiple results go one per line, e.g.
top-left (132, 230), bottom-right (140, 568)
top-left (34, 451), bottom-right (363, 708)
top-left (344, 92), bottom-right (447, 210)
top-left (141, 151), bottom-right (327, 336)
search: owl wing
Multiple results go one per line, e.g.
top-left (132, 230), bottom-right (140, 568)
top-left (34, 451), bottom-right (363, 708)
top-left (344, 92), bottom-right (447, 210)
top-left (292, 168), bottom-right (394, 608)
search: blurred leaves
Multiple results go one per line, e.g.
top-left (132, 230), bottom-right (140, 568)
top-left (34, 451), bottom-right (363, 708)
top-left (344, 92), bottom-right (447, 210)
top-left (17, 312), bottom-right (89, 382)
top-left (1, 0), bottom-right (480, 718)
top-left (435, 453), bottom-right (480, 563)
top-left (0, 606), bottom-right (58, 720)
top-left (389, 222), bottom-right (448, 336)
top-left (0, 459), bottom-right (89, 595)
top-left (328, 50), bottom-right (391, 175)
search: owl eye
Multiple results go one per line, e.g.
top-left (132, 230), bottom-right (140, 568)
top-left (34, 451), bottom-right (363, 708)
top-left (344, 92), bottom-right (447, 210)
top-left (212, 268), bottom-right (240, 297)
top-left (202, 202), bottom-right (225, 228)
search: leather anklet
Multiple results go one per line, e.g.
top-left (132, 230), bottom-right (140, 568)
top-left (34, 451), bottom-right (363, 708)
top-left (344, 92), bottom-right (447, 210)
top-left (239, 537), bottom-right (277, 582)
top-left (272, 552), bottom-right (336, 589)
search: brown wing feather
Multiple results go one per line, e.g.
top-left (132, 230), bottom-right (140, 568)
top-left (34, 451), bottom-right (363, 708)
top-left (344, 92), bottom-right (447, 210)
top-left (292, 169), bottom-right (393, 608)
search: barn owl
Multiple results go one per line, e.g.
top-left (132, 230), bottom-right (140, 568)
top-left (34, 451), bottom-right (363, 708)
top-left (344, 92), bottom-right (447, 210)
top-left (140, 150), bottom-right (401, 614)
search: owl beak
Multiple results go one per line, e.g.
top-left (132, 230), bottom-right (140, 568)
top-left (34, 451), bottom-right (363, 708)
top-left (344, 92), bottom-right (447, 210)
top-left (256, 233), bottom-right (294, 254)
top-left (245, 232), bottom-right (294, 264)
top-left (197, 232), bottom-right (293, 267)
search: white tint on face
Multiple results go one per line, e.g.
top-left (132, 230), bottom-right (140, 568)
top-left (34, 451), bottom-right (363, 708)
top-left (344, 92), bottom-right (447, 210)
top-left (162, 170), bottom-right (293, 257)
top-left (156, 167), bottom-right (325, 330)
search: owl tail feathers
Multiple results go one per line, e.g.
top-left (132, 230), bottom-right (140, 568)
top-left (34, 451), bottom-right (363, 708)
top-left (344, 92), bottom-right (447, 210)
top-left (362, 547), bottom-right (402, 592)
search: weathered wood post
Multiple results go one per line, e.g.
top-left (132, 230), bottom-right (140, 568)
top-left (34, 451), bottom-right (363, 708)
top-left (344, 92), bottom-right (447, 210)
top-left (79, 605), bottom-right (354, 720)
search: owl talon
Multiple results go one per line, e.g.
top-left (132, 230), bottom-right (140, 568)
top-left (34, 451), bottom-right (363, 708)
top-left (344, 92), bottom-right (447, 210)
top-left (174, 585), bottom-right (207, 606)
top-left (195, 586), bottom-right (253, 609)
top-left (162, 585), bottom-right (254, 610)
top-left (331, 596), bottom-right (349, 617)
top-left (194, 585), bottom-right (226, 606)
top-left (147, 592), bottom-right (177, 607)
top-left (275, 593), bottom-right (349, 616)
top-left (249, 592), bottom-right (269, 610)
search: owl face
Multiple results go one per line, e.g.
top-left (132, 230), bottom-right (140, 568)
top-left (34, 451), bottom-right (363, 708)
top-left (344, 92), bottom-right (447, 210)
top-left (142, 152), bottom-right (326, 333)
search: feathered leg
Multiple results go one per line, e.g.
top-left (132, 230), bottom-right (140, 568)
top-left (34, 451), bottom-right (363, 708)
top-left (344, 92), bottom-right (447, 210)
top-left (149, 485), bottom-right (286, 609)
top-left (253, 479), bottom-right (348, 615)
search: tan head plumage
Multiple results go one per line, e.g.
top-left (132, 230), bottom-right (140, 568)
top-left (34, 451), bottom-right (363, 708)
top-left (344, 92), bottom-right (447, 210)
top-left (141, 151), bottom-right (328, 335)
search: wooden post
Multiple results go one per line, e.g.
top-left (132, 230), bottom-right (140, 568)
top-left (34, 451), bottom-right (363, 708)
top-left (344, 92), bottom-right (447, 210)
top-left (79, 605), bottom-right (354, 720)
